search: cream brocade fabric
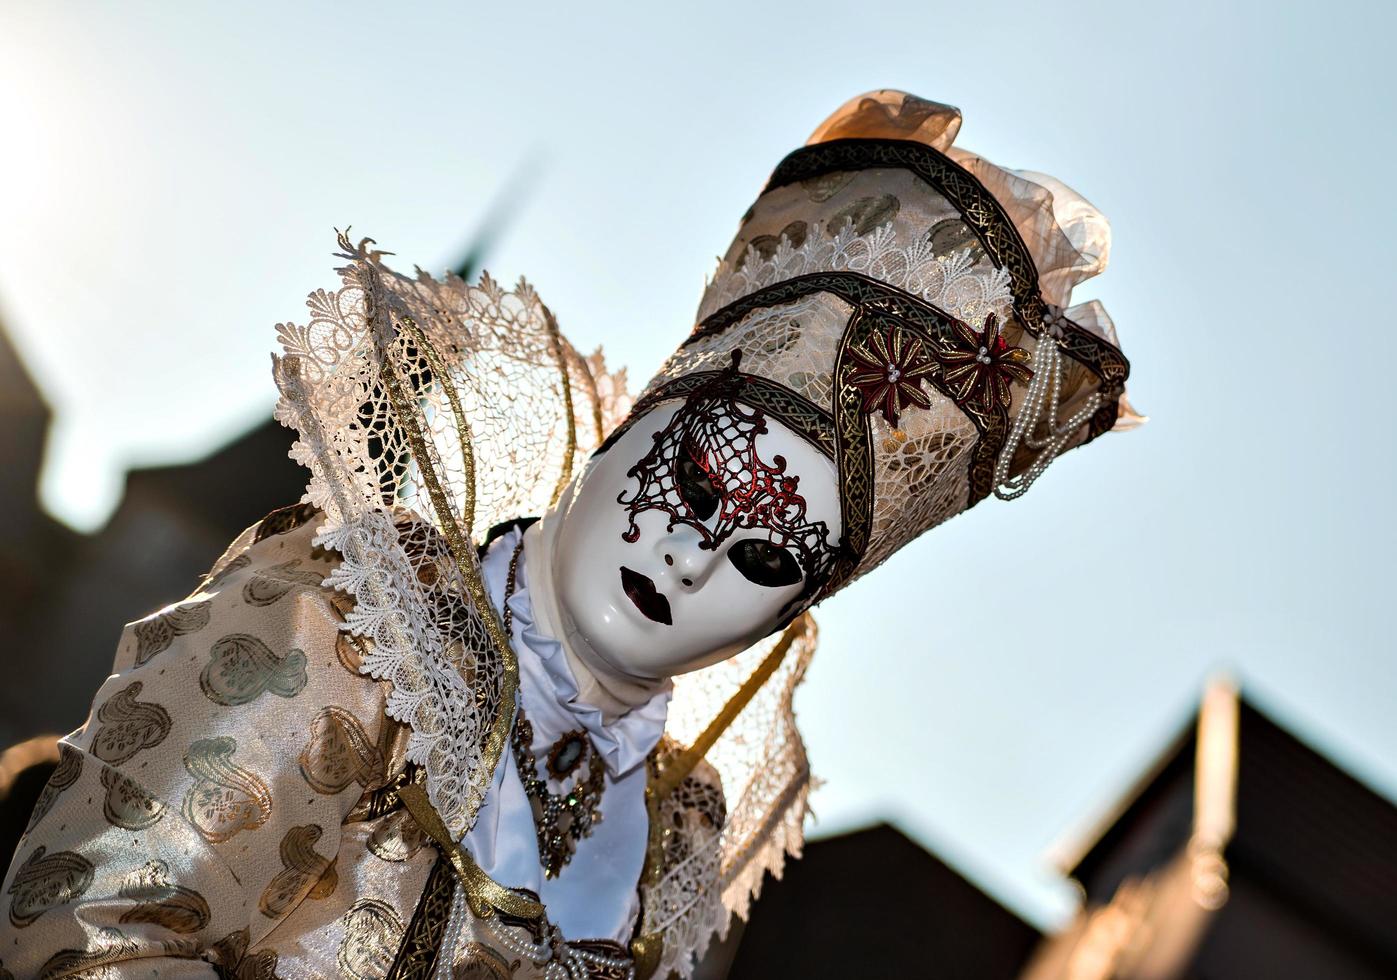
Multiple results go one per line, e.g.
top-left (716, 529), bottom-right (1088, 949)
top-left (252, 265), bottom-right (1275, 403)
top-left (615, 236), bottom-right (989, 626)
top-left (0, 511), bottom-right (716, 978)
top-left (0, 514), bottom-right (434, 977)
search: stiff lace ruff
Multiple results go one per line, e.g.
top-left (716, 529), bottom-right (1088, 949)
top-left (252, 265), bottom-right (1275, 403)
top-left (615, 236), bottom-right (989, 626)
top-left (273, 233), bottom-right (623, 842)
top-left (642, 615), bottom-right (818, 978)
top-left (273, 234), bottom-right (815, 976)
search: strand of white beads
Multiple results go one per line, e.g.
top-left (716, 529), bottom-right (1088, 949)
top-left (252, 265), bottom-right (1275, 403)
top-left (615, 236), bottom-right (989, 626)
top-left (993, 311), bottom-right (1102, 501)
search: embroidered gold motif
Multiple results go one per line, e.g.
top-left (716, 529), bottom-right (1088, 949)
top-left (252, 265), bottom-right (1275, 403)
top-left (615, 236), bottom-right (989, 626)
top-left (799, 170), bottom-right (856, 203)
top-left (241, 559), bottom-right (328, 607)
top-left (91, 682), bottom-right (171, 765)
top-left (25, 745), bottom-right (81, 834)
top-left (826, 193), bottom-right (901, 236)
top-left (298, 705), bottom-right (386, 795)
top-left (37, 926), bottom-right (139, 979)
top-left (133, 602), bottom-right (212, 666)
top-left (337, 631), bottom-right (369, 672)
top-left (117, 860), bottom-right (210, 934)
top-left (99, 766), bottom-right (165, 830)
top-left (181, 737), bottom-right (273, 843)
top-left (199, 633), bottom-right (308, 707)
top-left (206, 928), bottom-right (281, 979)
top-left (258, 824), bottom-right (337, 918)
top-left (367, 809), bottom-right (427, 863)
top-left (6, 846), bottom-right (94, 927)
top-left (253, 501), bottom-right (318, 541)
top-left (451, 942), bottom-right (519, 979)
top-left (337, 898), bottom-right (406, 979)
top-left (198, 551), bottom-right (252, 594)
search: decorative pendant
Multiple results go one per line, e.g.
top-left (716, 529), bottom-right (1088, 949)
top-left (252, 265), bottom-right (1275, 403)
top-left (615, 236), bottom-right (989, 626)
top-left (511, 711), bottom-right (606, 878)
top-left (546, 730), bottom-right (589, 781)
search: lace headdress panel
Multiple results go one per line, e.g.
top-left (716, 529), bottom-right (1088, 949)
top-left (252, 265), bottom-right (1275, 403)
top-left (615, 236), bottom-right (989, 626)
top-left (621, 89), bottom-right (1138, 599)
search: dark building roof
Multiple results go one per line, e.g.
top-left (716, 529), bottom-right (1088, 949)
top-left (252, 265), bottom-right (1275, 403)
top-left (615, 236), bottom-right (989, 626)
top-left (1033, 687), bottom-right (1397, 980)
top-left (731, 824), bottom-right (1040, 979)
top-left (0, 416), bottom-right (304, 744)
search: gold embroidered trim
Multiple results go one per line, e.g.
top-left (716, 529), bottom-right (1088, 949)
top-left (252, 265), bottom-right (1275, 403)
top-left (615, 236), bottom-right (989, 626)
top-left (402, 310), bottom-right (479, 541)
top-left (602, 370), bottom-right (836, 461)
top-left (385, 851), bottom-right (457, 979)
top-left (398, 783), bottom-right (545, 922)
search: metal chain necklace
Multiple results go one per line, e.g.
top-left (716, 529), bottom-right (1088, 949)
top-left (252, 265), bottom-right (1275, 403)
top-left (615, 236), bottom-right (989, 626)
top-left (502, 537), bottom-right (607, 879)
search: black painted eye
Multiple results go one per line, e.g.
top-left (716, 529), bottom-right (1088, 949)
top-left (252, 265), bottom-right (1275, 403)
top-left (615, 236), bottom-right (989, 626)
top-left (728, 539), bottom-right (803, 588)
top-left (676, 443), bottom-right (720, 521)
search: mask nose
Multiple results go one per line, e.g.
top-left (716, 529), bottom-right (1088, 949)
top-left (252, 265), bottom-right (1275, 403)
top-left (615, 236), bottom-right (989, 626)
top-left (656, 522), bottom-right (717, 592)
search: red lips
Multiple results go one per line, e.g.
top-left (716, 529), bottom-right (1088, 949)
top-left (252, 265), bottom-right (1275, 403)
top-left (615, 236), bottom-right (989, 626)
top-left (620, 566), bottom-right (672, 626)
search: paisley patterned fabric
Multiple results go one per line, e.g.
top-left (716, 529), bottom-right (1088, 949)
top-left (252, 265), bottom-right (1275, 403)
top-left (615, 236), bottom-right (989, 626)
top-left (117, 861), bottom-right (211, 934)
top-left (0, 511), bottom-right (389, 976)
top-left (199, 633), bottom-right (309, 706)
top-left (6, 846), bottom-right (95, 928)
top-left (100, 766), bottom-right (167, 830)
top-left (299, 707), bottom-right (387, 795)
top-left (0, 506), bottom-right (719, 977)
top-left (181, 736), bottom-right (275, 843)
top-left (26, 745), bottom-right (82, 834)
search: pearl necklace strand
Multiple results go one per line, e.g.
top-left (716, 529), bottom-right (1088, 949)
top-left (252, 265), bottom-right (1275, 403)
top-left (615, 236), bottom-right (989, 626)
top-left (993, 312), bottom-right (1103, 500)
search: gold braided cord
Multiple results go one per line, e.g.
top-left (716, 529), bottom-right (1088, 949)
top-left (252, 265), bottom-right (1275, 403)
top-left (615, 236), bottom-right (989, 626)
top-left (652, 613), bottom-right (808, 803)
top-left (586, 357), bottom-right (606, 445)
top-left (398, 313), bottom-right (479, 541)
top-left (542, 305), bottom-right (579, 509)
top-left (399, 784), bottom-right (545, 921)
top-left (370, 298), bottom-right (520, 830)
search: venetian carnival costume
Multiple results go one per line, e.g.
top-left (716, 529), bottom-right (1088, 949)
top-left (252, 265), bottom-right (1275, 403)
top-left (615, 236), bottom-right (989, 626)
top-left (1, 91), bottom-right (1138, 979)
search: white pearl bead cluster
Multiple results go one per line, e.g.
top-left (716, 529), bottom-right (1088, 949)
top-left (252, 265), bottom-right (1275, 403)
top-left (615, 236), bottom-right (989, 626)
top-left (993, 309), bottom-right (1102, 501)
top-left (479, 901), bottom-right (637, 980)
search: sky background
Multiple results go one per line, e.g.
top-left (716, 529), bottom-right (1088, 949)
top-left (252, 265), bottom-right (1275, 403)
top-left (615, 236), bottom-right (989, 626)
top-left (2, 0), bottom-right (1393, 927)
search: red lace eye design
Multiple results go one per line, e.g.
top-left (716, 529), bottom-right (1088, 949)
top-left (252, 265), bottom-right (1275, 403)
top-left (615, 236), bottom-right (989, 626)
top-left (617, 368), bottom-right (837, 589)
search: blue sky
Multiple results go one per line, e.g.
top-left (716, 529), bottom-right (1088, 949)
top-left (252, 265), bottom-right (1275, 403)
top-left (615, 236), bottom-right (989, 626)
top-left (2, 0), bottom-right (1393, 926)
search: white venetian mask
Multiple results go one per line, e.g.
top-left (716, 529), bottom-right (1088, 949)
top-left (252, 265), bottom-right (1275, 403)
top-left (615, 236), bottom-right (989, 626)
top-left (550, 389), bottom-right (842, 680)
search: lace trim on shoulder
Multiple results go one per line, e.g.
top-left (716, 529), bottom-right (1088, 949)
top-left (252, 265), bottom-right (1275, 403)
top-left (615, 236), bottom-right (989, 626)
top-left (276, 393), bottom-right (494, 845)
top-left (271, 236), bottom-right (584, 840)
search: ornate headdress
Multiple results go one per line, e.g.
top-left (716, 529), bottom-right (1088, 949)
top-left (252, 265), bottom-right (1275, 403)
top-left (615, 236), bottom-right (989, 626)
top-left (613, 91), bottom-right (1136, 604)
top-left (271, 90), bottom-right (1137, 979)
top-left (626, 90), bottom-right (1138, 973)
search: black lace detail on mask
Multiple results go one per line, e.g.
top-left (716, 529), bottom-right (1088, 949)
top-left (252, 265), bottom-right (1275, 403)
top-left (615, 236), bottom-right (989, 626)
top-left (618, 354), bottom-right (838, 590)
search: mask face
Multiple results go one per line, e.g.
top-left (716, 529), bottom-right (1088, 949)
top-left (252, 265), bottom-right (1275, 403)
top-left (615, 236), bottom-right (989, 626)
top-left (552, 396), bottom-right (842, 679)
